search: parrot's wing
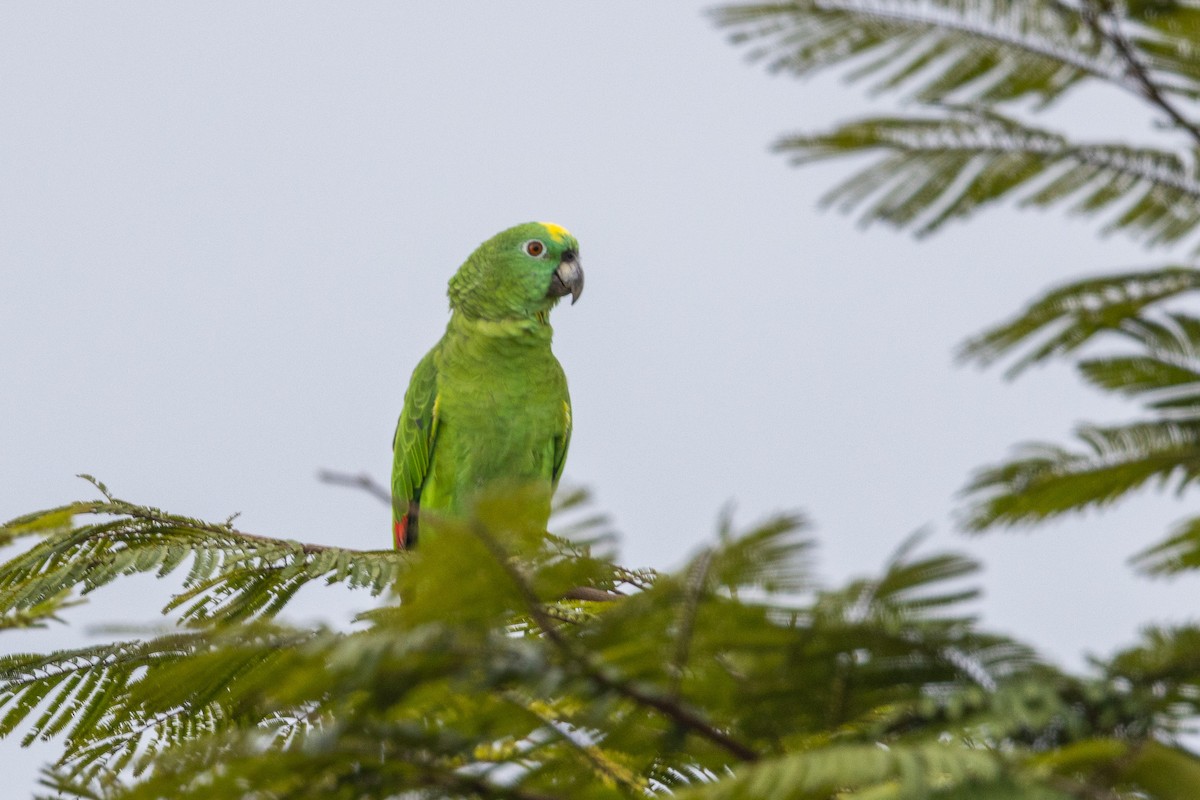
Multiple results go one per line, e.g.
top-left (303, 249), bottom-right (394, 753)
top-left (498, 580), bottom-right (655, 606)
top-left (391, 350), bottom-right (440, 549)
top-left (550, 398), bottom-right (572, 490)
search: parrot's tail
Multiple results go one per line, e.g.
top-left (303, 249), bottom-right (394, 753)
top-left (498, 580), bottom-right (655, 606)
top-left (393, 511), bottom-right (419, 550)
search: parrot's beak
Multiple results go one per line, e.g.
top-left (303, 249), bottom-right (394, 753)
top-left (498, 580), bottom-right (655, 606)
top-left (548, 251), bottom-right (584, 305)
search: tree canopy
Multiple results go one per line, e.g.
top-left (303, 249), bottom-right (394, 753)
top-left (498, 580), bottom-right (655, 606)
top-left (5, 483), bottom-right (1200, 799)
top-left (716, 0), bottom-right (1200, 566)
top-left (7, 1), bottom-right (1200, 797)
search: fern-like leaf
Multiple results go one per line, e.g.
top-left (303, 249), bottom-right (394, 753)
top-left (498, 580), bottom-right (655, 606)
top-left (775, 107), bottom-right (1200, 245)
top-left (3, 493), bottom-right (1196, 797)
top-left (674, 740), bottom-right (1007, 800)
top-left (1124, 0), bottom-right (1200, 100)
top-left (714, 0), bottom-right (1125, 106)
top-left (960, 267), bottom-right (1200, 374)
top-left (1132, 515), bottom-right (1200, 575)
top-left (962, 420), bottom-right (1200, 530)
top-left (716, 0), bottom-right (1200, 112)
top-left (963, 278), bottom-right (1200, 535)
top-left (0, 629), bottom-right (312, 788)
top-left (0, 497), bottom-right (403, 626)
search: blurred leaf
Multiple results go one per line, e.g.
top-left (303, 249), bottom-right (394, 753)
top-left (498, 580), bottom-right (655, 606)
top-left (773, 108), bottom-right (1200, 246)
top-left (1133, 515), bottom-right (1200, 575)
top-left (962, 420), bottom-right (1200, 530)
top-left (714, 0), bottom-right (1124, 106)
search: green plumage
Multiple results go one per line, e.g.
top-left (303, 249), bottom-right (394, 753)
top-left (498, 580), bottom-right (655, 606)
top-left (391, 222), bottom-right (583, 548)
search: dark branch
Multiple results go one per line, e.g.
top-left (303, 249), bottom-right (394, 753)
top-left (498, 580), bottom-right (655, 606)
top-left (1083, 0), bottom-right (1200, 148)
top-left (468, 521), bottom-right (761, 763)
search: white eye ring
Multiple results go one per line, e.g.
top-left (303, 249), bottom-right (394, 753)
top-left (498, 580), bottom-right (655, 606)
top-left (524, 239), bottom-right (547, 257)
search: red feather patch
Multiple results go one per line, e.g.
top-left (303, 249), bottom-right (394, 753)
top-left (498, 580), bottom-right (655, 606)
top-left (393, 516), bottom-right (408, 550)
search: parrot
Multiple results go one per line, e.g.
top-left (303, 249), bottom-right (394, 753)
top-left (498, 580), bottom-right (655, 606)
top-left (390, 221), bottom-right (584, 549)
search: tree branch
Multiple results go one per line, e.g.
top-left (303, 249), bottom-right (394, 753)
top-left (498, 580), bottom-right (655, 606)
top-left (794, 0), bottom-right (1128, 87)
top-left (1083, 0), bottom-right (1200, 148)
top-left (120, 502), bottom-right (353, 556)
top-left (315, 470), bottom-right (626, 601)
top-left (468, 521), bottom-right (761, 764)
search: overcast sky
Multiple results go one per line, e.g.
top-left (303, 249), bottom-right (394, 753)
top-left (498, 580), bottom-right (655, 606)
top-left (3, 2), bottom-right (1197, 793)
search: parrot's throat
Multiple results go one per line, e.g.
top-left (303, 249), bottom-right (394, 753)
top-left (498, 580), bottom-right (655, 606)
top-left (449, 311), bottom-right (553, 340)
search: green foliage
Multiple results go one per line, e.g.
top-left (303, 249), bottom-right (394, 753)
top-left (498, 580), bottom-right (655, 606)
top-left (3, 489), bottom-right (1199, 798)
top-left (956, 267), bottom-right (1200, 574)
top-left (713, 0), bottom-right (1122, 105)
top-left (7, 1), bottom-right (1200, 795)
top-left (959, 267), bottom-right (1200, 374)
top-left (774, 108), bottom-right (1200, 245)
top-left (674, 742), bottom-right (1009, 800)
top-left (714, 0), bottom-right (1200, 571)
top-left (1133, 515), bottom-right (1200, 574)
top-left (0, 482), bottom-right (402, 627)
top-left (706, 3), bottom-right (1200, 791)
top-left (714, 0), bottom-right (1200, 104)
top-left (0, 629), bottom-right (316, 788)
top-left (715, 0), bottom-right (1200, 245)
top-left (0, 591), bottom-right (79, 632)
top-left (961, 418), bottom-right (1200, 529)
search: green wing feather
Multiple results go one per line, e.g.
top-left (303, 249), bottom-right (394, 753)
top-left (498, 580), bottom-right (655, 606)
top-left (551, 398), bottom-right (572, 490)
top-left (391, 350), bottom-right (440, 543)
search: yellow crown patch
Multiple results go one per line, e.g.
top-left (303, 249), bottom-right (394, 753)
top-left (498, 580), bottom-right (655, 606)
top-left (538, 222), bottom-right (571, 243)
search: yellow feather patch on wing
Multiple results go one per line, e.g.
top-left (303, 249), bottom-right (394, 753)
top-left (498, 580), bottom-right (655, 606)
top-left (563, 400), bottom-right (571, 428)
top-left (539, 222), bottom-right (571, 243)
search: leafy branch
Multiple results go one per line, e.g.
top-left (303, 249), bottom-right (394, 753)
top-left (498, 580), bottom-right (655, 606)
top-left (0, 493), bottom-right (401, 627)
top-left (775, 106), bottom-right (1200, 245)
top-left (714, 0), bottom-right (1125, 106)
top-left (715, 0), bottom-right (1200, 113)
top-left (466, 515), bottom-right (764, 763)
top-left (958, 267), bottom-right (1200, 561)
top-left (710, 0), bottom-right (1200, 573)
top-left (4, 491), bottom-right (1199, 797)
top-left (958, 266), bottom-right (1200, 374)
top-left (1081, 0), bottom-right (1200, 146)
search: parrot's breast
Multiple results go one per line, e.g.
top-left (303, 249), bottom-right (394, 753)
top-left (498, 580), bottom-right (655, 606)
top-left (419, 328), bottom-right (569, 525)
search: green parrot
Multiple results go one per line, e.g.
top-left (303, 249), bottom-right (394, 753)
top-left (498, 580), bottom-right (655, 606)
top-left (390, 222), bottom-right (584, 549)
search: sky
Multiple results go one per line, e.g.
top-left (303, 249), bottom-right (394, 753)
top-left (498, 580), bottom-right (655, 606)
top-left (2, 2), bottom-right (1197, 793)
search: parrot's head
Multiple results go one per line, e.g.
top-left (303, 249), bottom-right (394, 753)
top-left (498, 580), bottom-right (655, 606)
top-left (448, 222), bottom-right (584, 321)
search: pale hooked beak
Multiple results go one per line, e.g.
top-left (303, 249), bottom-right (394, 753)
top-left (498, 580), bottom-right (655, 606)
top-left (547, 250), bottom-right (584, 305)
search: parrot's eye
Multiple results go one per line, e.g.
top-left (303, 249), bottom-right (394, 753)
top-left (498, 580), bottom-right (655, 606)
top-left (524, 240), bottom-right (546, 257)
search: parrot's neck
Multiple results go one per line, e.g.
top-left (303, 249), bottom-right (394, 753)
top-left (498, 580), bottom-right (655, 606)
top-left (447, 311), bottom-right (553, 341)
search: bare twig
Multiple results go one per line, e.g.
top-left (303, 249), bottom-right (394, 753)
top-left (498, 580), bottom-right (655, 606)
top-left (317, 469), bottom-right (392, 505)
